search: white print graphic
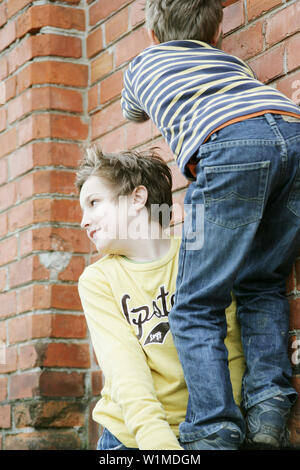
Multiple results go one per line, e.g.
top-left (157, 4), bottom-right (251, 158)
top-left (121, 285), bottom-right (175, 345)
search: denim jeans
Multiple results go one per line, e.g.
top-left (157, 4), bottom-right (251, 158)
top-left (97, 428), bottom-right (138, 450)
top-left (169, 113), bottom-right (300, 445)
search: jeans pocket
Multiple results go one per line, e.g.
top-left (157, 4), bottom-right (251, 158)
top-left (202, 161), bottom-right (270, 229)
top-left (287, 161), bottom-right (300, 218)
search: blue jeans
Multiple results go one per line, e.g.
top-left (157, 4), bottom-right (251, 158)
top-left (97, 428), bottom-right (138, 450)
top-left (169, 113), bottom-right (300, 445)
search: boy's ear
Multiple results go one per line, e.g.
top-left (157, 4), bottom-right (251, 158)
top-left (147, 29), bottom-right (160, 45)
top-left (131, 185), bottom-right (148, 212)
top-left (211, 22), bottom-right (223, 48)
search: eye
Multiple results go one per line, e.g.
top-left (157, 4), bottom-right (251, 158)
top-left (90, 199), bottom-right (100, 206)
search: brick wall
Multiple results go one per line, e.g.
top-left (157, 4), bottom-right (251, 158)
top-left (0, 0), bottom-right (300, 450)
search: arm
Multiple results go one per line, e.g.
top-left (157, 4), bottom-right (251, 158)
top-left (78, 267), bottom-right (182, 450)
top-left (121, 66), bottom-right (149, 122)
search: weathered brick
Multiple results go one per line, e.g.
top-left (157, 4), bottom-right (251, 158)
top-left (91, 50), bottom-right (114, 84)
top-left (14, 400), bottom-right (85, 428)
top-left (87, 26), bottom-right (103, 58)
top-left (265, 2), bottom-right (300, 46)
top-left (249, 43), bottom-right (285, 83)
top-left (115, 28), bottom-right (150, 67)
top-left (16, 4), bottom-right (85, 39)
top-left (246, 0), bottom-right (281, 21)
top-left (5, 430), bottom-right (81, 450)
top-left (9, 371), bottom-right (40, 399)
top-left (105, 7), bottom-right (129, 44)
top-left (0, 405), bottom-right (11, 429)
top-left (222, 21), bottom-right (264, 60)
top-left (290, 298), bottom-right (300, 330)
top-left (43, 342), bottom-right (90, 368)
top-left (100, 69), bottom-right (123, 104)
top-left (223, 0), bottom-right (245, 35)
top-left (39, 371), bottom-right (85, 397)
top-left (89, 0), bottom-right (131, 26)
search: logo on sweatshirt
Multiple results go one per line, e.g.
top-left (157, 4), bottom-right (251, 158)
top-left (120, 285), bottom-right (175, 346)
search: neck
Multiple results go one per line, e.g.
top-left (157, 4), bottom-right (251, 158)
top-left (122, 222), bottom-right (171, 262)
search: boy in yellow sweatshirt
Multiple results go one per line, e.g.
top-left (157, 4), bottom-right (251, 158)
top-left (76, 146), bottom-right (245, 450)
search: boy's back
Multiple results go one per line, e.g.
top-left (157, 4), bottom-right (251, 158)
top-left (122, 40), bottom-right (300, 179)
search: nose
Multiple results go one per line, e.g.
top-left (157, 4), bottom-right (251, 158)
top-left (80, 212), bottom-right (90, 229)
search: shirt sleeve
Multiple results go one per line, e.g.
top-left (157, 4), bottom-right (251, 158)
top-left (78, 266), bottom-right (183, 450)
top-left (121, 66), bottom-right (149, 122)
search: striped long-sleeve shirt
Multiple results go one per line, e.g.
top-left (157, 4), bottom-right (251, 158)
top-left (121, 40), bottom-right (300, 178)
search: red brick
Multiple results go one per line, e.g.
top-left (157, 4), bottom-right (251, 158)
top-left (91, 50), bottom-right (113, 84)
top-left (92, 100), bottom-right (126, 138)
top-left (0, 377), bottom-right (7, 401)
top-left (14, 401), bottom-right (85, 428)
top-left (223, 21), bottom-right (263, 60)
top-left (89, 0), bottom-right (131, 26)
top-left (0, 57), bottom-right (8, 81)
top-left (17, 61), bottom-right (88, 93)
top-left (0, 156), bottom-right (7, 184)
top-left (9, 142), bottom-right (82, 180)
top-left (58, 255), bottom-right (86, 281)
top-left (0, 128), bottom-right (17, 158)
top-left (0, 108), bottom-right (6, 132)
top-left (265, 2), bottom-right (300, 46)
top-left (5, 430), bottom-right (81, 450)
top-left (105, 7), bottom-right (129, 44)
top-left (8, 87), bottom-right (83, 125)
top-left (50, 314), bottom-right (87, 339)
top-left (39, 371), bottom-right (85, 397)
top-left (290, 298), bottom-right (300, 330)
top-left (51, 284), bottom-right (82, 311)
top-left (88, 84), bottom-right (99, 111)
top-left (18, 344), bottom-right (41, 370)
top-left (87, 26), bottom-right (103, 58)
top-left (126, 119), bottom-right (152, 149)
top-left (17, 284), bottom-right (52, 314)
top-left (0, 291), bottom-right (17, 319)
top-left (16, 4), bottom-right (85, 39)
top-left (8, 315), bottom-right (32, 344)
top-left (0, 345), bottom-right (17, 373)
top-left (249, 43), bottom-right (285, 83)
top-left (0, 21), bottom-right (16, 53)
top-left (99, 126), bottom-right (126, 153)
top-left (223, 0), bottom-right (244, 35)
top-left (0, 213), bottom-right (7, 238)
top-left (9, 256), bottom-right (50, 288)
top-left (50, 114), bottom-right (89, 141)
top-left (0, 237), bottom-right (17, 266)
top-left (130, 0), bottom-right (146, 27)
top-left (116, 28), bottom-right (150, 67)
top-left (0, 267), bottom-right (7, 291)
top-left (246, 0), bottom-right (281, 21)
top-left (7, 0), bottom-right (33, 18)
top-left (277, 71), bottom-right (300, 104)
top-left (19, 227), bottom-right (90, 256)
top-left (170, 164), bottom-right (189, 192)
top-left (51, 199), bottom-right (81, 224)
top-left (0, 2), bottom-right (7, 27)
top-left (100, 69), bottom-right (123, 104)
top-left (0, 405), bottom-right (11, 429)
top-left (10, 371), bottom-right (40, 399)
top-left (43, 343), bottom-right (90, 368)
top-left (286, 33), bottom-right (300, 73)
top-left (5, 75), bottom-right (16, 101)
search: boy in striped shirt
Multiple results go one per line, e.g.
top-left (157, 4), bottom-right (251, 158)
top-left (121, 0), bottom-right (300, 450)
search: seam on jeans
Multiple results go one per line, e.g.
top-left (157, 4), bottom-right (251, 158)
top-left (199, 139), bottom-right (282, 156)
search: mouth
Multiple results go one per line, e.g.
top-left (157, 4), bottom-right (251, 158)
top-left (89, 229), bottom-right (97, 240)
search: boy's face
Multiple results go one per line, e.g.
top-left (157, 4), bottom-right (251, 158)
top-left (80, 175), bottom-right (129, 255)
